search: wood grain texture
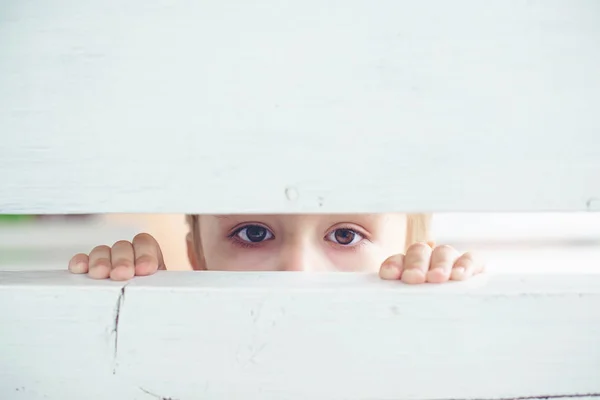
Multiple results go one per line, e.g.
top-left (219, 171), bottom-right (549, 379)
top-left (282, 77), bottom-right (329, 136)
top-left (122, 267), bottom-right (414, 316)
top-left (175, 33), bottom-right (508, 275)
top-left (1, 0), bottom-right (599, 213)
top-left (1, 270), bottom-right (600, 399)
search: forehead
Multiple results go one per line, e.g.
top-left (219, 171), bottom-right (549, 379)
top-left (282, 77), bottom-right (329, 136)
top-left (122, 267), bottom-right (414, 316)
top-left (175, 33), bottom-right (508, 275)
top-left (207, 213), bottom-right (405, 229)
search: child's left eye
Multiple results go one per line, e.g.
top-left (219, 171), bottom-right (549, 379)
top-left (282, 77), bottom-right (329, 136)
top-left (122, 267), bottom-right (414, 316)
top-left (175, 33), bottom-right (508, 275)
top-left (325, 229), bottom-right (364, 246)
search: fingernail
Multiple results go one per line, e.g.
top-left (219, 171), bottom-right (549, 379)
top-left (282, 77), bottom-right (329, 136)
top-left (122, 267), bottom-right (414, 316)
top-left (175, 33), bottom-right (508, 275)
top-left (426, 267), bottom-right (448, 282)
top-left (380, 263), bottom-right (401, 280)
top-left (401, 268), bottom-right (426, 284)
top-left (71, 262), bottom-right (86, 273)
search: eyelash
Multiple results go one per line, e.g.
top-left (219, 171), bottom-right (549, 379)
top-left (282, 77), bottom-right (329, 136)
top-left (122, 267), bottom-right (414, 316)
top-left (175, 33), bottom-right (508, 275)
top-left (227, 224), bottom-right (273, 248)
top-left (231, 240), bottom-right (259, 249)
top-left (227, 224), bottom-right (369, 248)
top-left (325, 226), bottom-right (370, 251)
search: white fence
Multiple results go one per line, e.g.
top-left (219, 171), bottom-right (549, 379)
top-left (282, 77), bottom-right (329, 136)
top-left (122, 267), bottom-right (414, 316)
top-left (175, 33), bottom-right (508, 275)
top-left (1, 0), bottom-right (599, 398)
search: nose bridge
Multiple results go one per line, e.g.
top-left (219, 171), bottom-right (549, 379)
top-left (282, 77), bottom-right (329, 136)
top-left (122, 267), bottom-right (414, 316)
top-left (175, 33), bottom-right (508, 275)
top-left (278, 234), bottom-right (319, 272)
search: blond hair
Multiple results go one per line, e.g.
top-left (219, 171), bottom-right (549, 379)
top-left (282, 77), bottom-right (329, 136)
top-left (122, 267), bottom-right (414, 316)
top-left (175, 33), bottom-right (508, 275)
top-left (405, 213), bottom-right (433, 248)
top-left (185, 214), bottom-right (432, 267)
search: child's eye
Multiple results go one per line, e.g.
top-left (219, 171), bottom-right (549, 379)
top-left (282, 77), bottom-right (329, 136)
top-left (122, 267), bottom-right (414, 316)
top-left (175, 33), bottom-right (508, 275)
top-left (234, 225), bottom-right (274, 243)
top-left (325, 228), bottom-right (364, 246)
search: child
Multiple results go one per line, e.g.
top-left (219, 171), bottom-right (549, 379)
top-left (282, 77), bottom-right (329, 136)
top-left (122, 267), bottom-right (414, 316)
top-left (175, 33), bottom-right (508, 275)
top-left (68, 213), bottom-right (483, 284)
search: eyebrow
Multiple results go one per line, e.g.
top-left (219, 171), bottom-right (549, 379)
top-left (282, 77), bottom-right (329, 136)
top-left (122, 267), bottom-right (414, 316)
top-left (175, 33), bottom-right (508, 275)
top-left (214, 215), bottom-right (262, 220)
top-left (326, 214), bottom-right (384, 224)
top-left (214, 214), bottom-right (277, 219)
top-left (213, 215), bottom-right (252, 223)
top-left (214, 214), bottom-right (382, 219)
top-left (213, 214), bottom-right (387, 226)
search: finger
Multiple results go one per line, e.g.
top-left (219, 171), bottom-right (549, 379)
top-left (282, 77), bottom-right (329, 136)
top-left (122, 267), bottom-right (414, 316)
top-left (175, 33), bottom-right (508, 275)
top-left (401, 242), bottom-right (432, 284)
top-left (379, 253), bottom-right (404, 280)
top-left (110, 240), bottom-right (135, 281)
top-left (132, 233), bottom-right (165, 276)
top-left (451, 252), bottom-right (485, 281)
top-left (426, 245), bottom-right (460, 283)
top-left (88, 245), bottom-right (112, 279)
top-left (68, 253), bottom-right (89, 274)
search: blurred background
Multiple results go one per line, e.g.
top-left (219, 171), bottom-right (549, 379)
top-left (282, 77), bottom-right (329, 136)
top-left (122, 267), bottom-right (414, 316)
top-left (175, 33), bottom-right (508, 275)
top-left (0, 214), bottom-right (190, 271)
top-left (1, 213), bottom-right (599, 273)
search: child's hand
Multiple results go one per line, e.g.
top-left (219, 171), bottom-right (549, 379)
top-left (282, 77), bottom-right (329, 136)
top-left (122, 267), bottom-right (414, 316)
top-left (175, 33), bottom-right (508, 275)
top-left (378, 243), bottom-right (484, 284)
top-left (68, 233), bottom-right (166, 281)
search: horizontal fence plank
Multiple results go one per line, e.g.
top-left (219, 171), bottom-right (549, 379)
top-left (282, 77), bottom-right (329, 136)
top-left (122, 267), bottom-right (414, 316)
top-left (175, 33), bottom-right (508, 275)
top-left (1, 0), bottom-right (599, 213)
top-left (1, 270), bottom-right (600, 399)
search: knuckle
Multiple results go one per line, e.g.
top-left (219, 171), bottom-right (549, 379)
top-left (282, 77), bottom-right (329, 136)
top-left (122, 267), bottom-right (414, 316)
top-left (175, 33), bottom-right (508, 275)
top-left (433, 244), bottom-right (455, 253)
top-left (384, 253), bottom-right (404, 262)
top-left (133, 232), bottom-right (154, 243)
top-left (382, 253), bottom-right (404, 268)
top-left (459, 251), bottom-right (476, 262)
top-left (90, 257), bottom-right (112, 269)
top-left (431, 245), bottom-right (459, 264)
top-left (71, 253), bottom-right (88, 262)
top-left (405, 242), bottom-right (432, 264)
top-left (112, 258), bottom-right (134, 269)
top-left (404, 258), bottom-right (425, 269)
top-left (112, 239), bottom-right (132, 248)
top-left (135, 254), bottom-right (156, 264)
top-left (90, 245), bottom-right (110, 254)
top-left (407, 242), bottom-right (432, 253)
top-left (430, 261), bottom-right (449, 270)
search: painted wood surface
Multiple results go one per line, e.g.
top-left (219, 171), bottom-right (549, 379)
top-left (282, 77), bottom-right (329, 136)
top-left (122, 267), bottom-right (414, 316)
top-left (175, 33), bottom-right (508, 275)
top-left (1, 1), bottom-right (599, 398)
top-left (1, 270), bottom-right (600, 400)
top-left (1, 0), bottom-right (599, 214)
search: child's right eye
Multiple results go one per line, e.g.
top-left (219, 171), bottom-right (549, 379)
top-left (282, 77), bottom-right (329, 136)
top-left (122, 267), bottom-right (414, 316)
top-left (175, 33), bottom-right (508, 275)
top-left (232, 225), bottom-right (275, 244)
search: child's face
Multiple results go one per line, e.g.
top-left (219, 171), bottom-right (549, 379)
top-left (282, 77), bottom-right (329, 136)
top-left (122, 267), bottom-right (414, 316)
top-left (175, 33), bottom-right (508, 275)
top-left (196, 214), bottom-right (406, 272)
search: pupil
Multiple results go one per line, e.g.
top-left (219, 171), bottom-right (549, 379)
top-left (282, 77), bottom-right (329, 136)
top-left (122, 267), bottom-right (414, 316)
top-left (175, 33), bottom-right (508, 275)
top-left (246, 226), bottom-right (267, 242)
top-left (335, 229), bottom-right (354, 245)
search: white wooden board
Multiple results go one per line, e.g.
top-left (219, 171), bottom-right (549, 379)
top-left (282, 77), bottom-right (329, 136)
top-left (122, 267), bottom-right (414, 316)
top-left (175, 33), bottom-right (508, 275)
top-left (1, 270), bottom-right (600, 400)
top-left (1, 0), bottom-right (599, 213)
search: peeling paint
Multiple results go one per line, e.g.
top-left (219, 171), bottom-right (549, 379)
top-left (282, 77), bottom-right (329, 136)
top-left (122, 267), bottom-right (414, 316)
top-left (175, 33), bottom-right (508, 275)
top-left (112, 283), bottom-right (129, 374)
top-left (139, 386), bottom-right (178, 400)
